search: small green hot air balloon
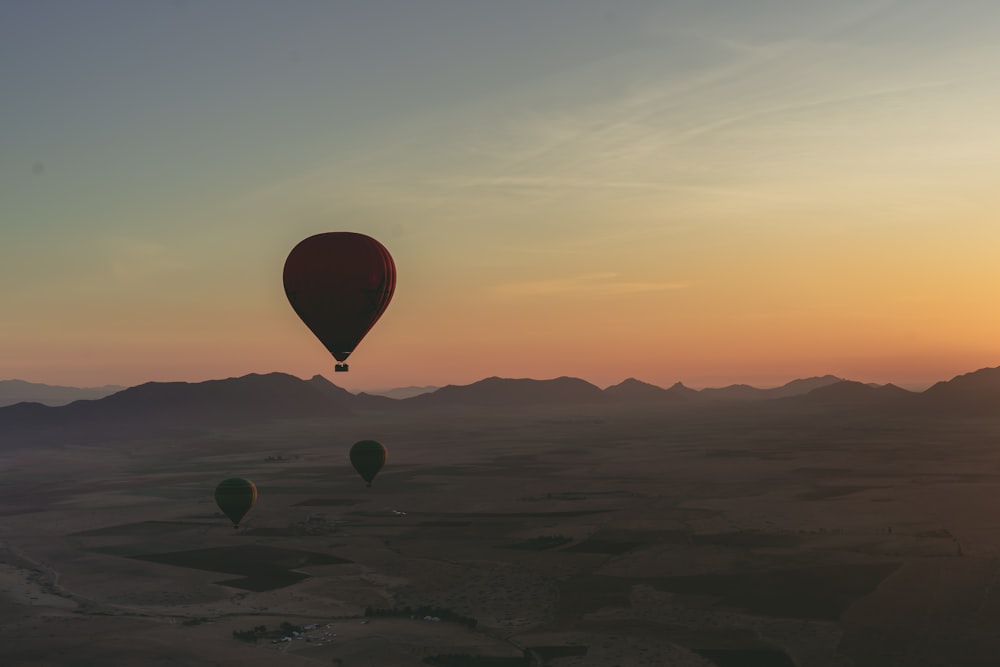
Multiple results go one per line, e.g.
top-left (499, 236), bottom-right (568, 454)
top-left (214, 478), bottom-right (257, 528)
top-left (350, 440), bottom-right (386, 487)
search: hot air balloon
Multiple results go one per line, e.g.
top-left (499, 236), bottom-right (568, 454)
top-left (283, 232), bottom-right (396, 372)
top-left (350, 440), bottom-right (386, 487)
top-left (214, 478), bottom-right (257, 528)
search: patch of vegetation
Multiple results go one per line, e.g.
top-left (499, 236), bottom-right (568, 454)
top-left (130, 544), bottom-right (351, 592)
top-left (232, 621), bottom-right (308, 644)
top-left (419, 521), bottom-right (473, 527)
top-left (797, 485), bottom-right (881, 501)
top-left (554, 575), bottom-right (633, 623)
top-left (561, 539), bottom-right (644, 555)
top-left (526, 646), bottom-right (588, 660)
top-left (914, 528), bottom-right (954, 539)
top-left (422, 655), bottom-right (526, 667)
top-left (651, 562), bottom-right (901, 620)
top-left (293, 498), bottom-right (361, 506)
top-left (72, 520), bottom-right (208, 536)
top-left (181, 617), bottom-right (208, 626)
top-left (520, 491), bottom-right (587, 501)
top-left (231, 625), bottom-right (267, 643)
top-left (215, 571), bottom-right (311, 591)
top-left (365, 605), bottom-right (478, 629)
top-left (693, 530), bottom-right (802, 549)
top-left (695, 648), bottom-right (797, 667)
top-left (499, 535), bottom-right (572, 551)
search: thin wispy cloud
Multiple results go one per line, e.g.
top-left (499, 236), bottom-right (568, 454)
top-left (494, 272), bottom-right (687, 298)
top-left (424, 1), bottom-right (967, 205)
top-left (234, 2), bottom-right (946, 219)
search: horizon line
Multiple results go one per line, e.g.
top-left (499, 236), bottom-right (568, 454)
top-left (8, 366), bottom-right (984, 395)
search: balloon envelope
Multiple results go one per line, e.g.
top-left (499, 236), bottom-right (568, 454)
top-left (350, 440), bottom-right (387, 487)
top-left (283, 232), bottom-right (396, 364)
top-left (214, 478), bottom-right (257, 528)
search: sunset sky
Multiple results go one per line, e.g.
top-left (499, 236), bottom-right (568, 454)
top-left (3, 1), bottom-right (1000, 392)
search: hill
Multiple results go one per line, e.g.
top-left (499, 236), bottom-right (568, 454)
top-left (0, 379), bottom-right (124, 407)
top-left (603, 378), bottom-right (692, 402)
top-left (920, 366), bottom-right (1000, 413)
top-left (789, 380), bottom-right (915, 406)
top-left (402, 376), bottom-right (606, 408)
top-left (5, 367), bottom-right (1000, 447)
top-left (366, 385), bottom-right (439, 399)
top-left (0, 373), bottom-right (350, 446)
top-left (306, 375), bottom-right (398, 411)
top-left (701, 375), bottom-right (844, 401)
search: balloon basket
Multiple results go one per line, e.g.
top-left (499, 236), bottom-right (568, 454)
top-left (335, 364), bottom-right (349, 372)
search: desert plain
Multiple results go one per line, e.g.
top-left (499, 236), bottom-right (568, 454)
top-left (3, 397), bottom-right (1000, 666)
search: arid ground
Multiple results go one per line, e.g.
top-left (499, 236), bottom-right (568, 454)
top-left (3, 401), bottom-right (1000, 666)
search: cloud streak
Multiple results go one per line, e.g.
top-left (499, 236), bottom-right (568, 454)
top-left (494, 272), bottom-right (687, 298)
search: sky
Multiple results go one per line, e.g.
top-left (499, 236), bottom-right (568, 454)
top-left (3, 0), bottom-right (1000, 392)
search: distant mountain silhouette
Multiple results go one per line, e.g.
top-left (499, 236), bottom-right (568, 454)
top-left (306, 375), bottom-right (362, 406)
top-left (770, 375), bottom-right (845, 397)
top-left (0, 373), bottom-right (349, 446)
top-left (306, 375), bottom-right (398, 411)
top-left (874, 383), bottom-right (914, 397)
top-left (700, 375), bottom-right (844, 401)
top-left (4, 367), bottom-right (999, 447)
top-left (920, 366), bottom-right (1000, 413)
top-left (0, 379), bottom-right (124, 407)
top-left (604, 378), bottom-right (684, 402)
top-left (403, 376), bottom-right (605, 407)
top-left (790, 380), bottom-right (915, 406)
top-left (666, 381), bottom-right (701, 400)
top-left (366, 385), bottom-right (440, 399)
top-left (698, 383), bottom-right (760, 400)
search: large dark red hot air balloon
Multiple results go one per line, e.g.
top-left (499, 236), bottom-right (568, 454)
top-left (283, 232), bottom-right (396, 372)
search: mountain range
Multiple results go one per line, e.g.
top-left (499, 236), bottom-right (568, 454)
top-left (0, 379), bottom-right (124, 407)
top-left (365, 385), bottom-right (439, 400)
top-left (2, 367), bottom-right (998, 447)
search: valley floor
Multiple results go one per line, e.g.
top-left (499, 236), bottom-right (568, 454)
top-left (3, 403), bottom-right (1000, 665)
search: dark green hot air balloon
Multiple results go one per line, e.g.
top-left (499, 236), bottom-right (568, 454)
top-left (214, 478), bottom-right (257, 528)
top-left (350, 440), bottom-right (386, 487)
